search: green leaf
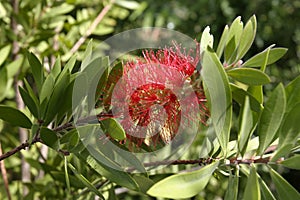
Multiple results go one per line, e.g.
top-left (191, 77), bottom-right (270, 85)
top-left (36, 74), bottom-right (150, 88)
top-left (0, 45), bottom-right (11, 66)
top-left (279, 102), bottom-right (300, 147)
top-left (115, 0), bottom-right (140, 9)
top-left (225, 16), bottom-right (243, 63)
top-left (270, 168), bottom-right (300, 200)
top-left (0, 67), bottom-right (8, 101)
top-left (243, 47), bottom-right (287, 67)
top-left (202, 47), bottom-right (232, 155)
top-left (40, 127), bottom-right (59, 150)
top-left (227, 68), bottom-right (270, 85)
top-left (133, 175), bottom-right (154, 193)
top-left (19, 86), bottom-right (39, 118)
top-left (0, 105), bottom-right (32, 128)
top-left (39, 74), bottom-right (55, 103)
top-left (238, 96), bottom-right (254, 156)
top-left (80, 40), bottom-right (94, 71)
top-left (259, 176), bottom-right (276, 200)
top-left (281, 155), bottom-right (300, 170)
top-left (248, 48), bottom-right (271, 104)
top-left (51, 57), bottom-right (61, 79)
top-left (243, 166), bottom-right (260, 200)
top-left (237, 15), bottom-right (257, 60)
top-left (200, 26), bottom-right (214, 55)
top-left (57, 55), bottom-right (76, 83)
top-left (216, 25), bottom-right (229, 58)
top-left (285, 75), bottom-right (300, 113)
top-left (147, 161), bottom-right (219, 198)
top-left (42, 3), bottom-right (74, 19)
top-left (224, 169), bottom-right (239, 200)
top-left (6, 56), bottom-right (24, 78)
top-left (76, 149), bottom-right (139, 191)
top-left (26, 51), bottom-right (44, 92)
top-left (44, 71), bottom-right (70, 125)
top-left (257, 84), bottom-right (286, 155)
top-left (100, 118), bottom-right (126, 141)
top-left (230, 84), bottom-right (262, 112)
top-left (60, 129), bottom-right (79, 152)
top-left (68, 163), bottom-right (104, 199)
top-left (64, 157), bottom-right (71, 194)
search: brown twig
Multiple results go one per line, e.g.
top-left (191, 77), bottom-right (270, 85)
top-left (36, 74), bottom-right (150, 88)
top-left (69, 1), bottom-right (113, 54)
top-left (0, 137), bottom-right (41, 161)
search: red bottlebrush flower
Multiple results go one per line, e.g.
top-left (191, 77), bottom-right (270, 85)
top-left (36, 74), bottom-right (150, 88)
top-left (105, 43), bottom-right (208, 150)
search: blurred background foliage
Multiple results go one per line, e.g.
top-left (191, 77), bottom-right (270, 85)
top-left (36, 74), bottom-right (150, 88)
top-left (0, 0), bottom-right (299, 199)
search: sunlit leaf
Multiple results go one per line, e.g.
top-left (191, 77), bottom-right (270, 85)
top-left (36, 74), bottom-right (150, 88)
top-left (216, 25), bottom-right (229, 58)
top-left (147, 161), bottom-right (219, 198)
top-left (0, 45), bottom-right (11, 66)
top-left (237, 15), bottom-right (257, 60)
top-left (202, 47), bottom-right (232, 155)
top-left (100, 118), bottom-right (126, 141)
top-left (227, 68), bottom-right (270, 85)
top-left (243, 47), bottom-right (287, 67)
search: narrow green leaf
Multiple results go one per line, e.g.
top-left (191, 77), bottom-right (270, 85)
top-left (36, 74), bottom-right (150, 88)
top-left (225, 16), bottom-right (243, 63)
top-left (23, 79), bottom-right (40, 117)
top-left (0, 45), bottom-right (11, 66)
top-left (281, 155), bottom-right (300, 170)
top-left (216, 25), bottom-right (229, 58)
top-left (0, 67), bottom-right (8, 101)
top-left (26, 51), bottom-right (44, 92)
top-left (270, 168), bottom-right (300, 200)
top-left (279, 102), bottom-right (300, 148)
top-left (243, 166), bottom-right (260, 200)
top-left (237, 15), bottom-right (257, 60)
top-left (224, 169), bottom-right (239, 200)
top-left (0, 105), bottom-right (32, 128)
top-left (227, 68), bottom-right (270, 85)
top-left (248, 48), bottom-right (271, 104)
top-left (115, 0), bottom-right (140, 9)
top-left (76, 149), bottom-right (139, 191)
top-left (80, 40), bottom-right (94, 71)
top-left (259, 175), bottom-right (276, 200)
top-left (39, 74), bottom-right (55, 103)
top-left (230, 84), bottom-right (262, 112)
top-left (243, 47), bottom-right (287, 67)
top-left (60, 129), bottom-right (79, 152)
top-left (68, 163), bottom-right (104, 199)
top-left (100, 118), bottom-right (126, 140)
top-left (257, 84), bottom-right (286, 155)
top-left (202, 47), bottom-right (232, 155)
top-left (147, 161), bottom-right (219, 198)
top-left (51, 57), bottom-right (61, 79)
top-left (6, 56), bottom-right (23, 78)
top-left (133, 175), bottom-right (154, 193)
top-left (285, 75), bottom-right (300, 113)
top-left (19, 86), bottom-right (39, 118)
top-left (44, 72), bottom-right (70, 125)
top-left (64, 157), bottom-right (71, 194)
top-left (40, 127), bottom-right (59, 150)
top-left (57, 55), bottom-right (76, 83)
top-left (42, 3), bottom-right (74, 19)
top-left (238, 96), bottom-right (254, 156)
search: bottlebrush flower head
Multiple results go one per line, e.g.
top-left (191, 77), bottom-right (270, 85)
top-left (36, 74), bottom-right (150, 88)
top-left (103, 42), bottom-right (208, 151)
